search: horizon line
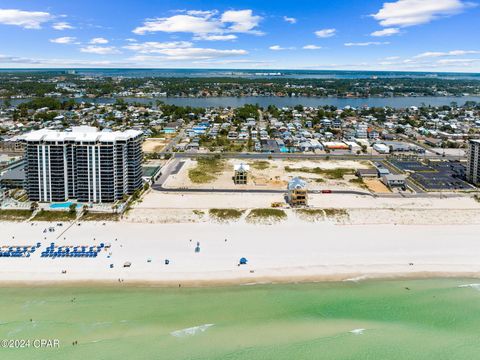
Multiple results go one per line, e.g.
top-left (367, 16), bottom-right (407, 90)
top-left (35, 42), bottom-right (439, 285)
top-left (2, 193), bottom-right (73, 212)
top-left (0, 68), bottom-right (479, 75)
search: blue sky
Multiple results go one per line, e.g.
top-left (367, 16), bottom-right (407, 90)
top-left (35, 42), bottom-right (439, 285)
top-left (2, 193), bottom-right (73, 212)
top-left (0, 0), bottom-right (479, 71)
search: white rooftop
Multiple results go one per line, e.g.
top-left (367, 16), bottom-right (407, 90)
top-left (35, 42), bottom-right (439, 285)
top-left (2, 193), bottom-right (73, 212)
top-left (234, 164), bottom-right (250, 172)
top-left (21, 127), bottom-right (142, 143)
top-left (288, 177), bottom-right (307, 190)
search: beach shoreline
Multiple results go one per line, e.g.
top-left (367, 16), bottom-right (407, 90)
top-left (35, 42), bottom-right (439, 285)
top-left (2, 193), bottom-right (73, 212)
top-left (1, 271), bottom-right (480, 288)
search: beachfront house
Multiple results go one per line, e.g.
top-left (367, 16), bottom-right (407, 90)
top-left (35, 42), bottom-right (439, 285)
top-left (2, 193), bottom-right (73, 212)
top-left (233, 164), bottom-right (249, 185)
top-left (287, 177), bottom-right (308, 206)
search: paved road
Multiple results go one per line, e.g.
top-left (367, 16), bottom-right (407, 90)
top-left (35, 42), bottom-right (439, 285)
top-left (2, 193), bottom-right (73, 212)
top-left (162, 121), bottom-right (193, 152)
top-left (152, 183), bottom-right (373, 196)
top-left (170, 152), bottom-right (388, 160)
top-left (160, 151), bottom-right (464, 162)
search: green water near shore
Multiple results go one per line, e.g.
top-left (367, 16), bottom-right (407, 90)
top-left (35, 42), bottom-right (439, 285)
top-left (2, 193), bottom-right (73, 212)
top-left (1, 279), bottom-right (480, 359)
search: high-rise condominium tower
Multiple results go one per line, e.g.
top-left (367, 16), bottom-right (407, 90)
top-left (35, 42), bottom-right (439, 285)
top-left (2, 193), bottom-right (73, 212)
top-left (22, 126), bottom-right (143, 203)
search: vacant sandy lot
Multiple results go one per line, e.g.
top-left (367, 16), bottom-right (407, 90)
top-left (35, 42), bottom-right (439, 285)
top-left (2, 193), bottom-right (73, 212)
top-left (164, 158), bottom-right (373, 191)
top-left (143, 138), bottom-right (169, 153)
top-left (364, 179), bottom-right (391, 193)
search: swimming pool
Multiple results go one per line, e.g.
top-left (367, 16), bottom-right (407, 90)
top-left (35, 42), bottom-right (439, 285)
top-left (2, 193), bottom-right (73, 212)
top-left (49, 202), bottom-right (82, 209)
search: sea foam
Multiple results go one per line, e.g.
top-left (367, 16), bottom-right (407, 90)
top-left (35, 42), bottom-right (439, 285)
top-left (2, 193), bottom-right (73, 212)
top-left (349, 328), bottom-right (366, 335)
top-left (170, 324), bottom-right (214, 337)
top-left (458, 284), bottom-right (480, 291)
top-left (343, 275), bottom-right (369, 283)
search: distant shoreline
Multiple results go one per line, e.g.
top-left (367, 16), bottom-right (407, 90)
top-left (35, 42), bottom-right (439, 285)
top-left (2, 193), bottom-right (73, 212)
top-left (1, 68), bottom-right (480, 77)
top-left (2, 95), bottom-right (480, 108)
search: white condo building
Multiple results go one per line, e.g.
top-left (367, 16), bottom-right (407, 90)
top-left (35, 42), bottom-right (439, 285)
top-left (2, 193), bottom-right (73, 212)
top-left (467, 139), bottom-right (480, 186)
top-left (22, 126), bottom-right (143, 203)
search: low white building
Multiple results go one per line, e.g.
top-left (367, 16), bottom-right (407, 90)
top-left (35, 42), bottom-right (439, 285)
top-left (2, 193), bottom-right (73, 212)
top-left (381, 174), bottom-right (406, 188)
top-left (373, 143), bottom-right (390, 154)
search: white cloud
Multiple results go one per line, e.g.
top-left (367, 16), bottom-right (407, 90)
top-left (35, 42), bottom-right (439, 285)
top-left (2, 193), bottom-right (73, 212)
top-left (374, 54), bottom-right (480, 69)
top-left (52, 21), bottom-right (74, 30)
top-left (345, 41), bottom-right (390, 46)
top-left (315, 28), bottom-right (336, 38)
top-left (0, 54), bottom-right (132, 67)
top-left (193, 34), bottom-right (238, 41)
top-left (221, 10), bottom-right (262, 34)
top-left (49, 37), bottom-right (76, 44)
top-left (415, 50), bottom-right (480, 58)
top-left (129, 48), bottom-right (247, 61)
top-left (448, 50), bottom-right (480, 56)
top-left (193, 59), bottom-right (271, 66)
top-left (303, 45), bottom-right (322, 50)
top-left (90, 37), bottom-right (109, 44)
top-left (283, 16), bottom-right (297, 24)
top-left (152, 48), bottom-right (247, 60)
top-left (371, 28), bottom-right (400, 37)
top-left (437, 58), bottom-right (480, 64)
top-left (125, 38), bottom-right (137, 42)
top-left (133, 14), bottom-right (220, 35)
top-left (0, 54), bottom-right (41, 64)
top-left (414, 51), bottom-right (447, 58)
top-left (182, 10), bottom-right (219, 17)
top-left (372, 0), bottom-right (474, 28)
top-left (80, 45), bottom-right (121, 55)
top-left (0, 9), bottom-right (53, 29)
top-left (133, 9), bottom-right (262, 37)
top-left (124, 41), bottom-right (193, 53)
top-left (124, 41), bottom-right (247, 60)
top-left (269, 45), bottom-right (295, 51)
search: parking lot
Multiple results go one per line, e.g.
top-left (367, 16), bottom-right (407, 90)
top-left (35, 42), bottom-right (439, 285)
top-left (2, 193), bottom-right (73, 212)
top-left (389, 159), bottom-right (473, 191)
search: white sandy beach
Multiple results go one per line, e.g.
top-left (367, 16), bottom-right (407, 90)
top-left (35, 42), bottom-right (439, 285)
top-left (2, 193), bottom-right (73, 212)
top-left (2, 217), bottom-right (480, 285)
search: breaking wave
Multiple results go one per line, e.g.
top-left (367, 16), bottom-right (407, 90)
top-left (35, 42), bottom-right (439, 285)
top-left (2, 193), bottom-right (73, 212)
top-left (171, 324), bottom-right (214, 337)
top-left (349, 328), bottom-right (366, 335)
top-left (458, 284), bottom-right (480, 290)
top-left (343, 275), bottom-right (369, 283)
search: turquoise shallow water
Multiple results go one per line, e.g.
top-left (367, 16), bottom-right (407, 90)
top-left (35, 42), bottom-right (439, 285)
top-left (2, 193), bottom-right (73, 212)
top-left (1, 279), bottom-right (480, 359)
